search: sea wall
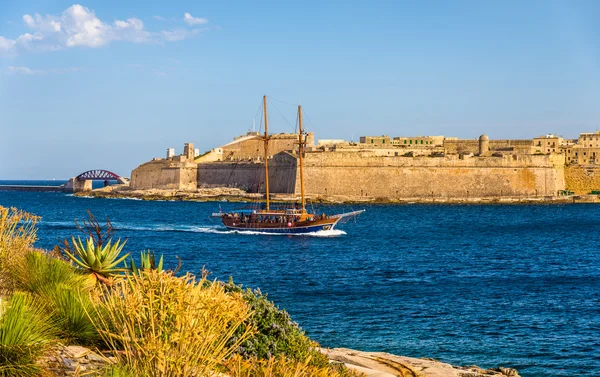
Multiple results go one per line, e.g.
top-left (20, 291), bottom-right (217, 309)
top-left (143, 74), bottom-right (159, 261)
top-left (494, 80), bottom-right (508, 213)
top-left (300, 152), bottom-right (565, 198)
top-left (564, 166), bottom-right (600, 194)
top-left (197, 152), bottom-right (297, 193)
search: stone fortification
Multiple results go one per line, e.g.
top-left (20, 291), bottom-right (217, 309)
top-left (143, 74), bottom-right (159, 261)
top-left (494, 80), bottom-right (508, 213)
top-left (195, 152), bottom-right (565, 199)
top-left (197, 152), bottom-right (297, 193)
top-left (131, 156), bottom-right (197, 191)
top-left (444, 139), bottom-right (533, 155)
top-left (299, 152), bottom-right (564, 198)
top-left (564, 166), bottom-right (600, 194)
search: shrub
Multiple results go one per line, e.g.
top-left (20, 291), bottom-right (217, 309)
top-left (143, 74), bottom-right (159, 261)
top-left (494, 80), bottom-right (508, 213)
top-left (0, 292), bottom-right (58, 377)
top-left (222, 354), bottom-right (364, 377)
top-left (222, 279), bottom-right (330, 368)
top-left (63, 236), bottom-right (129, 284)
top-left (0, 206), bottom-right (40, 293)
top-left (12, 251), bottom-right (99, 345)
top-left (92, 270), bottom-right (253, 377)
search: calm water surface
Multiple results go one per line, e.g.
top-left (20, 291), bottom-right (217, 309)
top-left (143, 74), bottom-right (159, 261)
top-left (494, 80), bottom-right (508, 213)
top-left (1, 182), bottom-right (599, 377)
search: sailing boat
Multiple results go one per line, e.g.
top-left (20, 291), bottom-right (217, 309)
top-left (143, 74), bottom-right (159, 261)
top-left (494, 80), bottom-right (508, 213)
top-left (214, 96), bottom-right (365, 234)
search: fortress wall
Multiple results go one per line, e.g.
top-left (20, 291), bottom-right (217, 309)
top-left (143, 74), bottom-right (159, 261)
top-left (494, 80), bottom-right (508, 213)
top-left (222, 133), bottom-right (313, 160)
top-left (300, 153), bottom-right (565, 198)
top-left (197, 153), bottom-right (297, 193)
top-left (131, 160), bottom-right (198, 191)
top-left (564, 166), bottom-right (600, 194)
top-left (444, 140), bottom-right (533, 154)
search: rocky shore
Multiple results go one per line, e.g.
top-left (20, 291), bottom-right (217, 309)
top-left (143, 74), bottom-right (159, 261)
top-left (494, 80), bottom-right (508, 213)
top-left (76, 184), bottom-right (598, 205)
top-left (44, 346), bottom-right (520, 377)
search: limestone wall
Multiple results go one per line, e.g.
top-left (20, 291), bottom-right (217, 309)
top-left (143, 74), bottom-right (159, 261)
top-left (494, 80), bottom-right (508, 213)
top-left (197, 152), bottom-right (297, 193)
top-left (444, 139), bottom-right (533, 155)
top-left (564, 166), bottom-right (600, 194)
top-left (131, 159), bottom-right (198, 191)
top-left (300, 152), bottom-right (565, 198)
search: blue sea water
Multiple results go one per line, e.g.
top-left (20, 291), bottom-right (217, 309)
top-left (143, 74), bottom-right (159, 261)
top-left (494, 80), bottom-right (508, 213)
top-left (1, 181), bottom-right (599, 377)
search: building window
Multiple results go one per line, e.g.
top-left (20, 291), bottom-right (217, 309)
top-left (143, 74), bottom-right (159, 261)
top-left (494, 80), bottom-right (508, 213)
top-left (410, 140), bottom-right (413, 144)
top-left (382, 139), bottom-right (385, 144)
top-left (420, 140), bottom-right (423, 144)
top-left (371, 139), bottom-right (374, 144)
top-left (404, 140), bottom-right (407, 144)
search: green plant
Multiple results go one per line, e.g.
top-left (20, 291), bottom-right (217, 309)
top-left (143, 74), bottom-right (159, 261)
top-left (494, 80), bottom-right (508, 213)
top-left (12, 250), bottom-right (99, 345)
top-left (126, 250), bottom-right (164, 274)
top-left (222, 279), bottom-right (330, 368)
top-left (92, 270), bottom-right (253, 377)
top-left (63, 236), bottom-right (129, 284)
top-left (13, 250), bottom-right (94, 294)
top-left (102, 364), bottom-right (141, 377)
top-left (0, 292), bottom-right (58, 377)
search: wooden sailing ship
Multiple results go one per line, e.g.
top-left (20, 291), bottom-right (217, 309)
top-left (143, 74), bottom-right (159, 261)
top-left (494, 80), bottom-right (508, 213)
top-left (214, 96), bottom-right (364, 234)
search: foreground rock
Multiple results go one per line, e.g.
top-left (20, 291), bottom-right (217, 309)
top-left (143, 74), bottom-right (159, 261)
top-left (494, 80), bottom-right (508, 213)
top-left (323, 348), bottom-right (520, 377)
top-left (43, 346), bottom-right (519, 377)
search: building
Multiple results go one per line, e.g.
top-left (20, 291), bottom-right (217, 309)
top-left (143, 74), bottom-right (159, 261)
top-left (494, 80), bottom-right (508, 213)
top-left (533, 134), bottom-right (563, 154)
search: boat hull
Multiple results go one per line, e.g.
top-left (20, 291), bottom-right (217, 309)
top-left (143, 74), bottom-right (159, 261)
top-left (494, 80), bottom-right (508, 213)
top-left (224, 220), bottom-right (338, 234)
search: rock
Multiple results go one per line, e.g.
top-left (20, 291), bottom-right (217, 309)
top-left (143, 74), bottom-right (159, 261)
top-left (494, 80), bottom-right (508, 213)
top-left (64, 345), bottom-right (91, 359)
top-left (321, 348), bottom-right (520, 377)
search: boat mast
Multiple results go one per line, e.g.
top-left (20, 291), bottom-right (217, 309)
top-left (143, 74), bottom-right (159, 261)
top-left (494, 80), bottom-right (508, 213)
top-left (263, 95), bottom-right (270, 211)
top-left (298, 105), bottom-right (306, 213)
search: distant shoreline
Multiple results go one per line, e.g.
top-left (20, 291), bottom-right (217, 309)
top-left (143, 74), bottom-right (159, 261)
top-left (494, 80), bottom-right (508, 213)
top-left (74, 185), bottom-right (598, 205)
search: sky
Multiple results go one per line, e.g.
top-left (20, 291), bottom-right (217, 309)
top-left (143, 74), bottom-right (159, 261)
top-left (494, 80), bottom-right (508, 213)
top-left (0, 0), bottom-right (599, 179)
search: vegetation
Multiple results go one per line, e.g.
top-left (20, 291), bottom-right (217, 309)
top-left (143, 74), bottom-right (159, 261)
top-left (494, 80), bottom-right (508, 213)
top-left (93, 270), bottom-right (252, 377)
top-left (0, 207), bottom-right (40, 293)
top-left (0, 292), bottom-right (58, 377)
top-left (126, 250), bottom-right (164, 274)
top-left (62, 236), bottom-right (129, 284)
top-left (0, 205), bottom-right (362, 377)
top-left (223, 279), bottom-right (330, 367)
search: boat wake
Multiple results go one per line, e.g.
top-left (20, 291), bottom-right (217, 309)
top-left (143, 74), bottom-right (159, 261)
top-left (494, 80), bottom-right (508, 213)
top-left (41, 221), bottom-right (346, 237)
top-left (192, 227), bottom-right (347, 237)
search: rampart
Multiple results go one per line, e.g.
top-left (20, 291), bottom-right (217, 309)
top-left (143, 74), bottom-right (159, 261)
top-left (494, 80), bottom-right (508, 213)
top-left (444, 139), bottom-right (533, 155)
top-left (196, 152), bottom-right (566, 199)
top-left (299, 152), bottom-right (564, 198)
top-left (131, 157), bottom-right (197, 191)
top-left (564, 166), bottom-right (600, 194)
top-left (197, 152), bottom-right (297, 193)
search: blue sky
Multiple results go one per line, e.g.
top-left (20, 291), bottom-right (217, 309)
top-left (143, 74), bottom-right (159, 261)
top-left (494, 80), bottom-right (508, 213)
top-left (1, 0), bottom-right (599, 179)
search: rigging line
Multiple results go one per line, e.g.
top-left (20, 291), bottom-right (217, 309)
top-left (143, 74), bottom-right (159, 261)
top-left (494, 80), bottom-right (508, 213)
top-left (268, 96), bottom-right (298, 107)
top-left (267, 98), bottom-right (296, 131)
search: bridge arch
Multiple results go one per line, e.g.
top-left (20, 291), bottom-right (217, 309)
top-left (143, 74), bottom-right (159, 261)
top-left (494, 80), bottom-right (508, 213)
top-left (76, 170), bottom-right (120, 181)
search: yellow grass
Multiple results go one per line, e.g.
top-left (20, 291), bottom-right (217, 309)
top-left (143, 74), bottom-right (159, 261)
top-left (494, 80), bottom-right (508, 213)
top-left (92, 270), bottom-right (253, 377)
top-left (0, 206), bottom-right (40, 294)
top-left (222, 354), bottom-right (365, 377)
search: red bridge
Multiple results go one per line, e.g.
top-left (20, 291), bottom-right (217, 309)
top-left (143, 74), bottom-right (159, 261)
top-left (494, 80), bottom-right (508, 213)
top-left (76, 169), bottom-right (121, 181)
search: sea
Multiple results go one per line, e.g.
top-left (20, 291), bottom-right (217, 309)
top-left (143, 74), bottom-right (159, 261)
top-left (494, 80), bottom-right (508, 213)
top-left (1, 180), bottom-right (599, 377)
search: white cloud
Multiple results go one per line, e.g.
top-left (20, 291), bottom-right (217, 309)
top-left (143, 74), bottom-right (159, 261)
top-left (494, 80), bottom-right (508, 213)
top-left (153, 15), bottom-right (166, 21)
top-left (7, 66), bottom-right (37, 75)
top-left (0, 36), bottom-right (16, 51)
top-left (0, 4), bottom-right (209, 55)
top-left (184, 12), bottom-right (208, 26)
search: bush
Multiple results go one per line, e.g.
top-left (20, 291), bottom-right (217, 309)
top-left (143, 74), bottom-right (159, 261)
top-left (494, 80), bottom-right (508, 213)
top-left (93, 270), bottom-right (252, 376)
top-left (0, 292), bottom-right (58, 377)
top-left (0, 206), bottom-right (40, 294)
top-left (222, 279), bottom-right (330, 368)
top-left (13, 251), bottom-right (98, 345)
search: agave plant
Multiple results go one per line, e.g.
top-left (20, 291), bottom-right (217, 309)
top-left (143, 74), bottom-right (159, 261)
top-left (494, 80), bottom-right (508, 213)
top-left (126, 250), bottom-right (164, 274)
top-left (63, 236), bottom-right (129, 284)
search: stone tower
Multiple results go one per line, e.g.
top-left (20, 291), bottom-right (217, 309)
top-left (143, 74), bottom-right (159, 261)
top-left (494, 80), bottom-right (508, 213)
top-left (183, 143), bottom-right (195, 161)
top-left (479, 134), bottom-right (489, 155)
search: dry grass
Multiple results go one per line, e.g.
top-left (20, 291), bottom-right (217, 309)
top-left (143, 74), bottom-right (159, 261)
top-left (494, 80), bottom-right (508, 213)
top-left (222, 354), bottom-right (365, 377)
top-left (92, 270), bottom-right (253, 377)
top-left (0, 206), bottom-right (40, 294)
